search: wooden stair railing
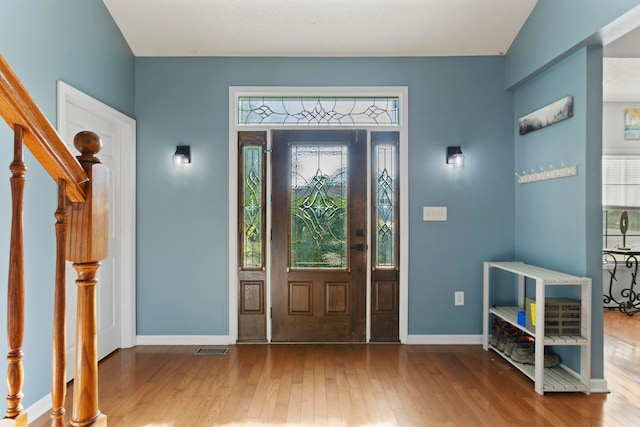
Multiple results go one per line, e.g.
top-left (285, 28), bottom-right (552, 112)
top-left (0, 53), bottom-right (108, 427)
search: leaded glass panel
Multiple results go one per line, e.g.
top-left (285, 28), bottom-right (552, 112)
top-left (239, 96), bottom-right (399, 126)
top-left (290, 145), bottom-right (348, 269)
top-left (375, 144), bottom-right (396, 267)
top-left (242, 145), bottom-right (263, 268)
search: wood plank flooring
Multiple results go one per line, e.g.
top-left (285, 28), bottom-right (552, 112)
top-left (31, 310), bottom-right (640, 426)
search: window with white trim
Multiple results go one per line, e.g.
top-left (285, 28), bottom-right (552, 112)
top-left (603, 156), bottom-right (640, 249)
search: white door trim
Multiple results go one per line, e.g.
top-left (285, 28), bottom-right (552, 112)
top-left (228, 86), bottom-right (409, 343)
top-left (57, 81), bottom-right (137, 348)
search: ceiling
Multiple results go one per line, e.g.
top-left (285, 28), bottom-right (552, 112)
top-left (102, 0), bottom-right (640, 101)
top-left (605, 27), bottom-right (640, 102)
top-left (102, 0), bottom-right (537, 57)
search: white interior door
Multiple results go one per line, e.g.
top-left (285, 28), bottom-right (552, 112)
top-left (57, 82), bottom-right (137, 381)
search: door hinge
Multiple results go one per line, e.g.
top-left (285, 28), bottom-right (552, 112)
top-left (270, 307), bottom-right (273, 318)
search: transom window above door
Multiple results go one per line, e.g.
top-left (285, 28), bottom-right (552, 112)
top-left (237, 96), bottom-right (400, 126)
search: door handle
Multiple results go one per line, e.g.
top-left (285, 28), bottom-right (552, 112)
top-left (350, 243), bottom-right (366, 251)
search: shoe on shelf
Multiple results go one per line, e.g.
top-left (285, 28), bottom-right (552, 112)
top-left (543, 351), bottom-right (562, 368)
top-left (510, 337), bottom-right (535, 364)
top-left (511, 346), bottom-right (535, 364)
top-left (489, 319), bottom-right (510, 349)
top-left (509, 339), bottom-right (562, 368)
top-left (503, 329), bottom-right (526, 357)
top-left (489, 318), bottom-right (500, 347)
top-left (497, 322), bottom-right (520, 351)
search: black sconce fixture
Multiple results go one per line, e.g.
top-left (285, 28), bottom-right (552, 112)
top-left (173, 145), bottom-right (191, 166)
top-left (446, 146), bottom-right (464, 169)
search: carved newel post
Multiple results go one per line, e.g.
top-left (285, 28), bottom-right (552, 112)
top-left (66, 131), bottom-right (108, 427)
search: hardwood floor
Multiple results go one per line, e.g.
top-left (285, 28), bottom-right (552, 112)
top-left (31, 310), bottom-right (640, 426)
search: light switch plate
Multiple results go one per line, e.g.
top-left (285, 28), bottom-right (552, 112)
top-left (423, 206), bottom-right (447, 221)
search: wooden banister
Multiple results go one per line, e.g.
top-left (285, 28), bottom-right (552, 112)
top-left (0, 54), bottom-right (87, 201)
top-left (0, 54), bottom-right (108, 427)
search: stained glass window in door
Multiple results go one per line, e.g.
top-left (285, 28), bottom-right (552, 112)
top-left (374, 144), bottom-right (396, 268)
top-left (241, 145), bottom-right (264, 268)
top-left (290, 145), bottom-right (348, 269)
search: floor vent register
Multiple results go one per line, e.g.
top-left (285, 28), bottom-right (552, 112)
top-left (194, 347), bottom-right (230, 355)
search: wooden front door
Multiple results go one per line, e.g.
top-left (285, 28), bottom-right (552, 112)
top-left (271, 130), bottom-right (367, 342)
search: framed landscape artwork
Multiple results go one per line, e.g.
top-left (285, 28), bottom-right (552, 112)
top-left (519, 96), bottom-right (573, 136)
top-left (624, 108), bottom-right (640, 140)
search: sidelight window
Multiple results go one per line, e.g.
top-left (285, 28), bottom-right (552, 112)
top-left (372, 132), bottom-right (399, 269)
top-left (239, 133), bottom-right (266, 269)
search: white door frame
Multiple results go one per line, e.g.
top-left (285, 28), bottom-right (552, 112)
top-left (228, 86), bottom-right (409, 343)
top-left (57, 81), bottom-right (137, 349)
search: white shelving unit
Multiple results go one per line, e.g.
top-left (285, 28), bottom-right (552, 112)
top-left (482, 261), bottom-right (591, 395)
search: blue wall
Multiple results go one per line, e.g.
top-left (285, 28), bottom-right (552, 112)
top-left (506, 0), bottom-right (640, 88)
top-left (0, 0), bottom-right (134, 410)
top-left (512, 46), bottom-right (604, 377)
top-left (134, 56), bottom-right (516, 336)
top-left (505, 0), bottom-right (640, 383)
top-left (514, 49), bottom-right (593, 271)
top-left (0, 0), bottom-right (638, 414)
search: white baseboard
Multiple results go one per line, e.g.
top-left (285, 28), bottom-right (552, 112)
top-left (406, 334), bottom-right (483, 345)
top-left (137, 335), bottom-right (486, 345)
top-left (589, 378), bottom-right (610, 393)
top-left (25, 392), bottom-right (52, 423)
top-left (136, 335), bottom-right (233, 346)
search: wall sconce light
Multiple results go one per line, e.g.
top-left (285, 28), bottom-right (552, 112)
top-left (446, 146), bottom-right (464, 169)
top-left (173, 145), bottom-right (191, 167)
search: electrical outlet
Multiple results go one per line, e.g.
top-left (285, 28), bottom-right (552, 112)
top-left (455, 291), bottom-right (464, 306)
top-left (423, 206), bottom-right (447, 221)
